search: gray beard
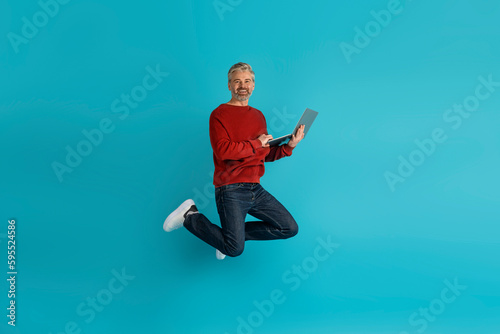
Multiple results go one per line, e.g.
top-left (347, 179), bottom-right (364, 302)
top-left (233, 91), bottom-right (252, 102)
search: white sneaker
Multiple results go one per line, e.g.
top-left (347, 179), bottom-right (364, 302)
top-left (163, 199), bottom-right (197, 232)
top-left (216, 249), bottom-right (226, 260)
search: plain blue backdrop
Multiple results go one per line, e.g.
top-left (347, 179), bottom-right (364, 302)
top-left (1, 0), bottom-right (499, 333)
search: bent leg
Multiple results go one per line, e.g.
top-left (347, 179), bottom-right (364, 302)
top-left (184, 185), bottom-right (251, 257)
top-left (183, 213), bottom-right (230, 252)
top-left (245, 184), bottom-right (298, 241)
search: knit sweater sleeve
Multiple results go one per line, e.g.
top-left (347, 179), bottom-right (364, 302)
top-left (265, 143), bottom-right (294, 162)
top-left (210, 113), bottom-right (262, 161)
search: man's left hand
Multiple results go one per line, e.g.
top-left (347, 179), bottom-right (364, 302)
top-left (287, 124), bottom-right (305, 148)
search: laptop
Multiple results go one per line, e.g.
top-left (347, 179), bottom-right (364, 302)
top-left (268, 108), bottom-right (318, 146)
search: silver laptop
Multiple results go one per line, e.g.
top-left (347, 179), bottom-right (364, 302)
top-left (268, 108), bottom-right (318, 146)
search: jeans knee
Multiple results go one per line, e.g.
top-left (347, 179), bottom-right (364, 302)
top-left (224, 243), bottom-right (245, 257)
top-left (286, 221), bottom-right (299, 238)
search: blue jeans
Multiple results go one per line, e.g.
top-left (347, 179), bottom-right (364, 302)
top-left (184, 182), bottom-right (298, 257)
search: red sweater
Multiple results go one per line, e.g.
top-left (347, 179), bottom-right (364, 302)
top-left (209, 103), bottom-right (294, 187)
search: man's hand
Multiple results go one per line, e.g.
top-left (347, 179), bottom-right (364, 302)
top-left (257, 134), bottom-right (273, 147)
top-left (287, 124), bottom-right (305, 148)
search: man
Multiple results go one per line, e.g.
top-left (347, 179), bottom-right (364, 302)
top-left (163, 62), bottom-right (305, 260)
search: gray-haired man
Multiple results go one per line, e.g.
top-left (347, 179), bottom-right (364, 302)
top-left (163, 62), bottom-right (305, 260)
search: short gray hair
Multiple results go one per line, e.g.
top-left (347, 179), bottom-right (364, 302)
top-left (228, 62), bottom-right (255, 82)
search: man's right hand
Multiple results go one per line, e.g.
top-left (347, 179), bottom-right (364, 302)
top-left (257, 134), bottom-right (273, 147)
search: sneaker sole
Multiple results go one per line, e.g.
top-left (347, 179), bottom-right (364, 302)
top-left (216, 249), bottom-right (226, 260)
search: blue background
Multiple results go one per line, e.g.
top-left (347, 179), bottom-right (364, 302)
top-left (1, 0), bottom-right (499, 333)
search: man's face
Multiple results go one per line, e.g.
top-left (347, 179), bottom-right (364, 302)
top-left (228, 71), bottom-right (255, 102)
